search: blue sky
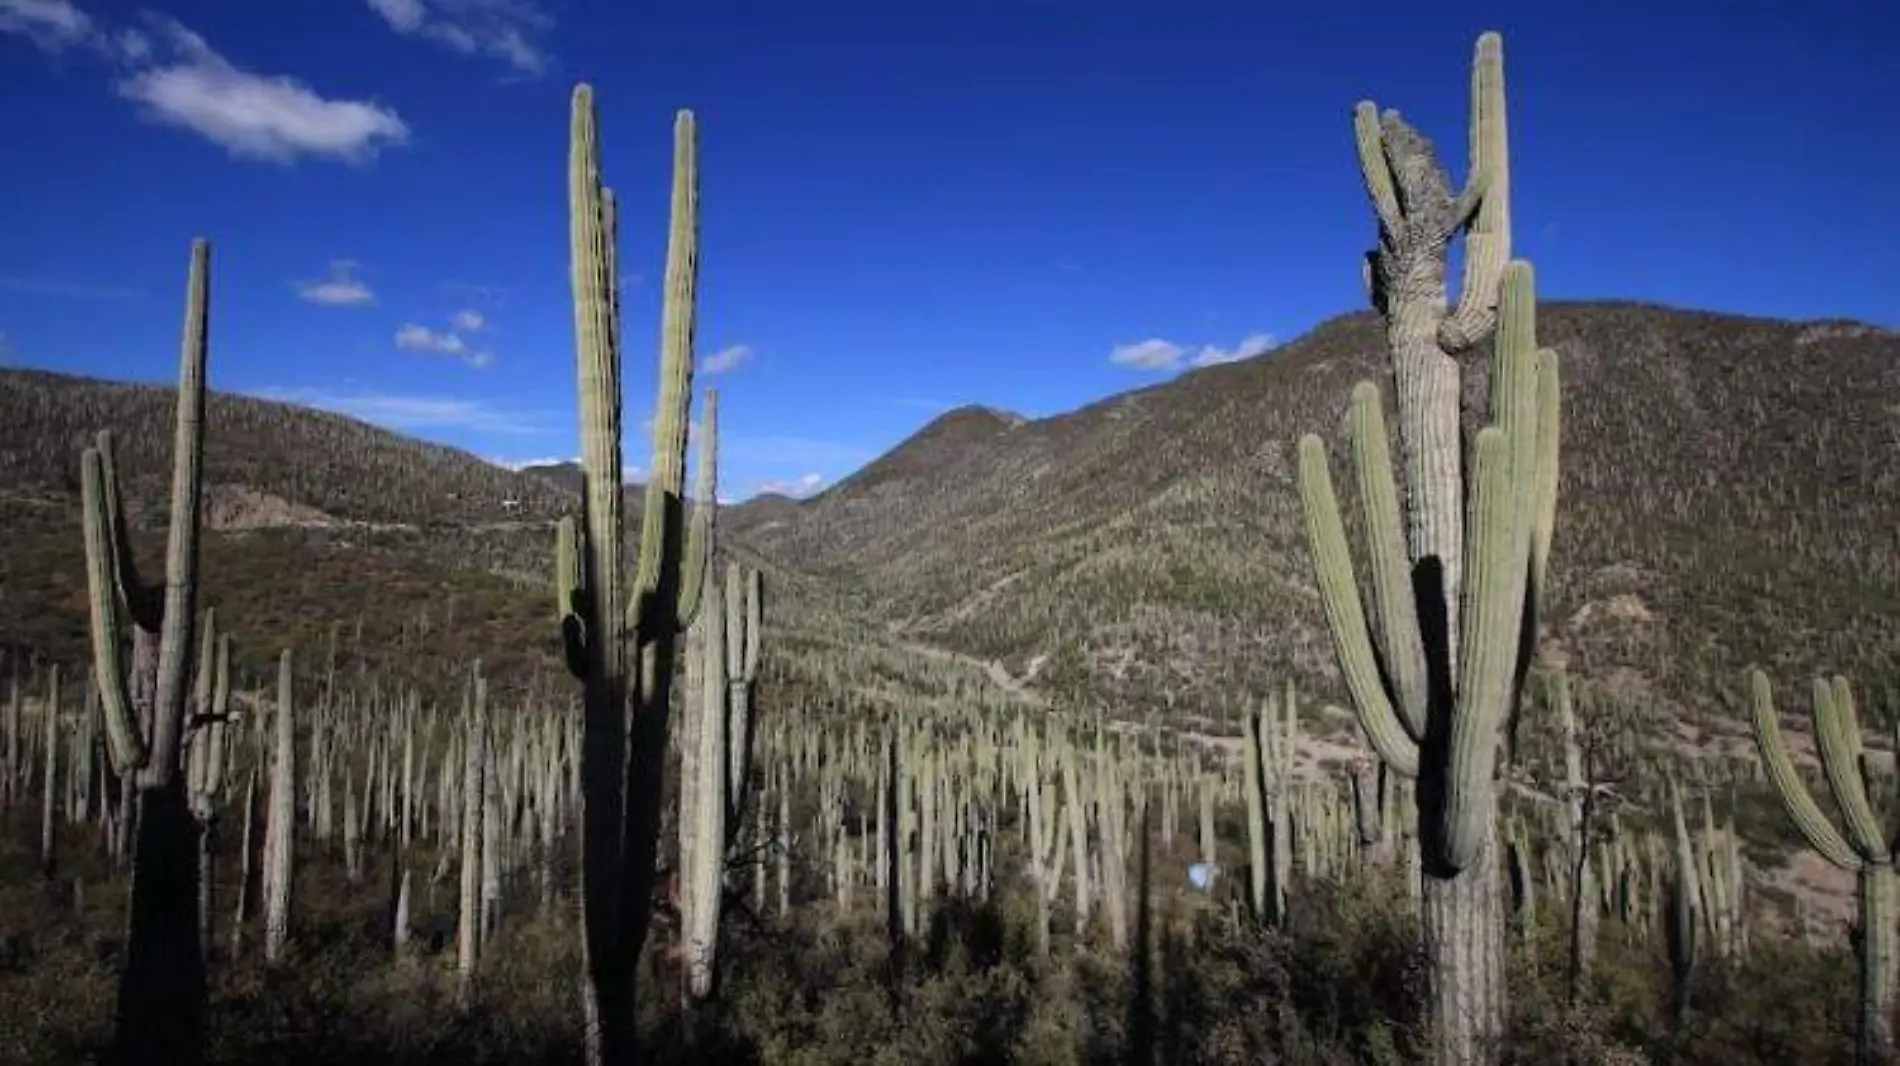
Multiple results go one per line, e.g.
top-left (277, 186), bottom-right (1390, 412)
top-left (1, 0), bottom-right (1893, 500)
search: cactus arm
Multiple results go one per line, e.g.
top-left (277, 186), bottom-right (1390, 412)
top-left (1353, 101), bottom-right (1404, 243)
top-left (1438, 31), bottom-right (1511, 353)
top-left (1747, 669), bottom-right (1863, 871)
top-left (82, 447), bottom-right (148, 775)
top-left (569, 87), bottom-right (625, 685)
top-left (92, 429), bottom-right (167, 632)
top-left (1528, 350), bottom-right (1562, 601)
top-left (676, 387), bottom-right (718, 629)
top-left (629, 109), bottom-right (699, 623)
top-left (1297, 434), bottom-right (1420, 777)
top-left (1438, 426), bottom-right (1516, 870)
top-left (1446, 168), bottom-right (1490, 239)
top-left (143, 237), bottom-right (210, 788)
top-left (1348, 381), bottom-right (1429, 738)
top-left (553, 515), bottom-right (586, 677)
top-left (1814, 676), bottom-right (1889, 858)
top-left (742, 568), bottom-right (762, 679)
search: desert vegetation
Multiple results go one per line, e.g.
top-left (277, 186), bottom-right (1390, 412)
top-left (2, 27), bottom-right (1898, 1066)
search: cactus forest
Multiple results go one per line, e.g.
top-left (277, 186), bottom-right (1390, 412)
top-left (2, 25), bottom-right (1898, 1066)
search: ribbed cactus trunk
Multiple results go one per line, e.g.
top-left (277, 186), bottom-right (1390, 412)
top-left (683, 566), bottom-right (726, 1001)
top-left (1297, 34), bottom-right (1557, 1066)
top-left (81, 240), bottom-right (214, 1066)
top-left (263, 649), bottom-right (296, 965)
top-left (457, 666), bottom-right (488, 1007)
top-left (1859, 866), bottom-right (1897, 1060)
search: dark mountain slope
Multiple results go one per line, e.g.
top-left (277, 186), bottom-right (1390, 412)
top-left (736, 302), bottom-right (1900, 719)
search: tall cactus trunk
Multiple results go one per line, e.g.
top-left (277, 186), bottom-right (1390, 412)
top-left (1422, 845), bottom-right (1506, 1064)
top-left (262, 650), bottom-right (296, 964)
top-left (683, 571), bottom-right (726, 1001)
top-left (1858, 864), bottom-right (1897, 1064)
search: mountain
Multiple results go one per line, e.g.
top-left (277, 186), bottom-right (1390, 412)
top-left (0, 368), bottom-right (575, 528)
top-left (6, 302), bottom-right (1895, 729)
top-left (518, 460), bottom-right (585, 496)
top-left (734, 302), bottom-right (1900, 723)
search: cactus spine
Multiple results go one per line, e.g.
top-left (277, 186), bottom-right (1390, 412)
top-left (555, 86), bottom-right (711, 1066)
top-left (1748, 670), bottom-right (1897, 1063)
top-left (81, 239), bottom-right (214, 1066)
top-left (1297, 33), bottom-right (1559, 1066)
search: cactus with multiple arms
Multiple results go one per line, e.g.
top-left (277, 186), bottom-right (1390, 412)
top-left (1748, 670), bottom-right (1898, 1062)
top-left (555, 86), bottom-right (712, 1065)
top-left (1297, 32), bottom-right (1559, 1066)
top-left (81, 239), bottom-right (215, 1066)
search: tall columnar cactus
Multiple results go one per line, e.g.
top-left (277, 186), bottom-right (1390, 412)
top-left (184, 616), bottom-right (232, 961)
top-left (683, 548), bottom-right (727, 1001)
top-left (1296, 33), bottom-right (1560, 1066)
top-left (81, 239), bottom-right (214, 1066)
top-left (1241, 686), bottom-right (1295, 925)
top-left (723, 562), bottom-right (762, 830)
top-left (1749, 670), bottom-right (1897, 1063)
top-left (262, 649), bottom-right (296, 965)
top-left (553, 86), bottom-right (711, 1066)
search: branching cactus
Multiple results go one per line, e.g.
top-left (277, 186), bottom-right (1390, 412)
top-left (1748, 670), bottom-right (1897, 1062)
top-left (1296, 32), bottom-right (1560, 1066)
top-left (80, 239), bottom-right (213, 1066)
top-left (552, 86), bottom-right (712, 1066)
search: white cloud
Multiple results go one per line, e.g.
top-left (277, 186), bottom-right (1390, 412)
top-left (702, 343), bottom-right (752, 375)
top-left (754, 473), bottom-right (824, 498)
top-left (489, 454), bottom-right (575, 471)
top-left (1111, 331), bottom-right (1276, 372)
top-left (365, 0), bottom-right (553, 75)
top-left (1109, 337), bottom-right (1186, 371)
top-left (449, 308), bottom-right (485, 332)
top-left (295, 259), bottom-right (375, 306)
top-left (396, 321), bottom-right (493, 367)
top-left (1191, 331), bottom-right (1276, 367)
top-left (0, 0), bottom-right (90, 49)
top-left (117, 19), bottom-right (409, 164)
top-left (252, 385), bottom-right (552, 435)
top-left (396, 322), bottom-right (466, 353)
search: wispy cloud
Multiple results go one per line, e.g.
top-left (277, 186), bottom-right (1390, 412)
top-left (753, 473), bottom-right (825, 499)
top-left (364, 0), bottom-right (553, 75)
top-left (117, 19), bottom-right (410, 164)
top-left (702, 343), bottom-right (753, 375)
top-left (396, 320), bottom-right (493, 368)
top-left (0, 0), bottom-right (92, 50)
top-left (1191, 331), bottom-right (1275, 367)
top-left (252, 385), bottom-right (551, 435)
top-left (4, 5), bottom-right (409, 164)
top-left (488, 454), bottom-right (574, 471)
top-left (0, 275), bottom-right (142, 300)
top-left (449, 308), bottom-right (485, 332)
top-left (0, 331), bottom-right (13, 363)
top-left (294, 259), bottom-right (375, 306)
top-left (1110, 331), bottom-right (1275, 372)
top-left (1109, 337), bottom-right (1186, 371)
